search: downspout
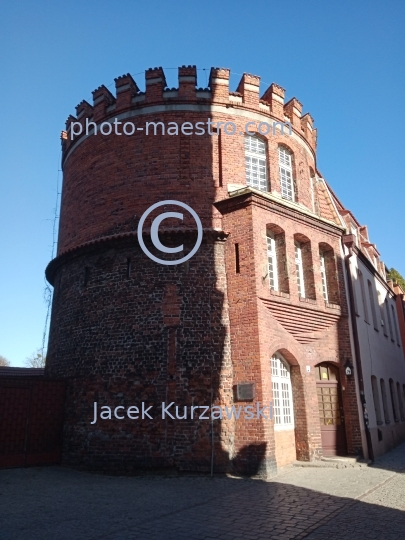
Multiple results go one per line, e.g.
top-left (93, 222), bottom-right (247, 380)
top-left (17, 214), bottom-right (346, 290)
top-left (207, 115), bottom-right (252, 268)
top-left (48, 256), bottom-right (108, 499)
top-left (343, 239), bottom-right (375, 462)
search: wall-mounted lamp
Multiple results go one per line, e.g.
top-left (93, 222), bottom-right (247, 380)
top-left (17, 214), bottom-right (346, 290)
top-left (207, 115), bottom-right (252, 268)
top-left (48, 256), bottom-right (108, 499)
top-left (344, 359), bottom-right (354, 376)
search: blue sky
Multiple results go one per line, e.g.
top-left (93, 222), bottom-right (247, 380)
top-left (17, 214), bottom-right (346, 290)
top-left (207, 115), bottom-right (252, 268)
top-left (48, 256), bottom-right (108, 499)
top-left (0, 0), bottom-right (404, 366)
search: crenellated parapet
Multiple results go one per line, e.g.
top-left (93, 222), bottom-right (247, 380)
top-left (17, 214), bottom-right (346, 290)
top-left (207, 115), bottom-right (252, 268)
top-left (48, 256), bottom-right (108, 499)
top-left (61, 65), bottom-right (318, 155)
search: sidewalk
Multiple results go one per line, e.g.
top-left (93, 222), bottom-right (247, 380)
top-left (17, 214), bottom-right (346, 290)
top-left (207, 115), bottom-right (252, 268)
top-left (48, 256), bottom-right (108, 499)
top-left (1, 443), bottom-right (404, 540)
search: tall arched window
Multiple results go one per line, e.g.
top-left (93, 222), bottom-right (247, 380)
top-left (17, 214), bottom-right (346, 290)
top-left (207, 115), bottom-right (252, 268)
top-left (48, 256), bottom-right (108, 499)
top-left (271, 353), bottom-right (294, 429)
top-left (278, 146), bottom-right (295, 201)
top-left (245, 135), bottom-right (268, 191)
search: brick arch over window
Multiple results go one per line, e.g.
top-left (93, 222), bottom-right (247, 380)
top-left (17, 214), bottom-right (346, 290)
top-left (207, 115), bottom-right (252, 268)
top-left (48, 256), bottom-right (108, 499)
top-left (266, 224), bottom-right (289, 294)
top-left (318, 242), bottom-right (339, 304)
top-left (293, 233), bottom-right (316, 300)
top-left (270, 347), bottom-right (311, 461)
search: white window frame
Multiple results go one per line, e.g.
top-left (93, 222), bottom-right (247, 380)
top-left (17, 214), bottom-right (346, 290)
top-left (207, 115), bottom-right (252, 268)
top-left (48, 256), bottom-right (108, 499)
top-left (295, 241), bottom-right (305, 298)
top-left (271, 354), bottom-right (294, 430)
top-left (278, 146), bottom-right (294, 201)
top-left (267, 232), bottom-right (278, 291)
top-left (245, 135), bottom-right (268, 191)
top-left (320, 251), bottom-right (328, 302)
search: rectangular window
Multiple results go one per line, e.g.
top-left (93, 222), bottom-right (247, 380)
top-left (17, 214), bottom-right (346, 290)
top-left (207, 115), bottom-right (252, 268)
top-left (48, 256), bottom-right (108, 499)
top-left (295, 242), bottom-right (305, 298)
top-left (267, 233), bottom-right (278, 291)
top-left (320, 252), bottom-right (328, 302)
top-left (278, 147), bottom-right (294, 201)
top-left (391, 304), bottom-right (400, 344)
top-left (386, 299), bottom-right (394, 341)
top-left (378, 291), bottom-right (387, 335)
top-left (245, 136), bottom-right (267, 191)
top-left (367, 280), bottom-right (378, 330)
top-left (235, 243), bottom-right (240, 274)
top-left (281, 382), bottom-right (292, 424)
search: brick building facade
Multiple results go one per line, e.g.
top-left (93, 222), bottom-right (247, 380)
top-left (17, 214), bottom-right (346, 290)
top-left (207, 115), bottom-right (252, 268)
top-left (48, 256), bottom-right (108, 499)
top-left (45, 65), bottom-right (401, 476)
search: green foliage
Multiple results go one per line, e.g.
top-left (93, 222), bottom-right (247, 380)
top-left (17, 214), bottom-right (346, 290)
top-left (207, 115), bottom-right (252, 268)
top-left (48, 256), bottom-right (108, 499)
top-left (387, 268), bottom-right (405, 291)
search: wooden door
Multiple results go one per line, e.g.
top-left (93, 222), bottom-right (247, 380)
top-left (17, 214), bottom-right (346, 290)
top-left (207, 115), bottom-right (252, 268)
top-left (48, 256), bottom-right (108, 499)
top-left (316, 363), bottom-right (347, 456)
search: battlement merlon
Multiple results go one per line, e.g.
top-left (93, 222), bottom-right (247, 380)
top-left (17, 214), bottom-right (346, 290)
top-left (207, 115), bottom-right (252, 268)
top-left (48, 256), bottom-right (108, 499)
top-left (261, 83), bottom-right (286, 120)
top-left (92, 85), bottom-right (115, 122)
top-left (115, 74), bottom-right (139, 112)
top-left (236, 73), bottom-right (260, 108)
top-left (301, 113), bottom-right (316, 149)
top-left (178, 65), bottom-right (197, 100)
top-left (209, 67), bottom-right (230, 103)
top-left (145, 67), bottom-right (167, 103)
top-left (62, 66), bottom-right (317, 153)
top-left (284, 98), bottom-right (303, 130)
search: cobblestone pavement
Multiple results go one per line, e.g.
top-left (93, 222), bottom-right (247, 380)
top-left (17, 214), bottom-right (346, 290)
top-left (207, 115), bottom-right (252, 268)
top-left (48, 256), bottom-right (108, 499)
top-left (1, 444), bottom-right (405, 540)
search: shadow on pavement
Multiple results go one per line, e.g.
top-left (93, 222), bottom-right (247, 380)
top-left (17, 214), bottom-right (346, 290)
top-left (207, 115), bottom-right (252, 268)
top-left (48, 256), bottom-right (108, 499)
top-left (1, 464), bottom-right (404, 540)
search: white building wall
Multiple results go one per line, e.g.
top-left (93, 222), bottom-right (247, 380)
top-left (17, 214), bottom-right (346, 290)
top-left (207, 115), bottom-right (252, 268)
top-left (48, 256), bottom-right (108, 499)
top-left (349, 254), bottom-right (405, 457)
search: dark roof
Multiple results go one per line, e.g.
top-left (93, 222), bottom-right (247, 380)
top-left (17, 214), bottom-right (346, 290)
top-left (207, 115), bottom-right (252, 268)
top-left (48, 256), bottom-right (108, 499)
top-left (0, 367), bottom-right (45, 377)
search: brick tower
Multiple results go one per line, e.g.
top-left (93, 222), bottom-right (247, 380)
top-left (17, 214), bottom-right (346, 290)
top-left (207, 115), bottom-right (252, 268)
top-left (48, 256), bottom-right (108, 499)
top-left (46, 65), bottom-right (362, 476)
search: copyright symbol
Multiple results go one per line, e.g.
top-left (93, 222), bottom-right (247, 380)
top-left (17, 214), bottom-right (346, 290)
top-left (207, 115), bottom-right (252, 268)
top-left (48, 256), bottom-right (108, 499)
top-left (137, 200), bottom-right (203, 265)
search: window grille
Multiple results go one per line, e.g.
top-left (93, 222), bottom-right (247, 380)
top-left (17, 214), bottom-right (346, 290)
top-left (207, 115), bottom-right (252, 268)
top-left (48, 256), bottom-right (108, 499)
top-left (245, 135), bottom-right (267, 191)
top-left (278, 147), bottom-right (294, 201)
top-left (267, 233), bottom-right (278, 291)
top-left (271, 354), bottom-right (294, 430)
top-left (295, 242), bottom-right (305, 298)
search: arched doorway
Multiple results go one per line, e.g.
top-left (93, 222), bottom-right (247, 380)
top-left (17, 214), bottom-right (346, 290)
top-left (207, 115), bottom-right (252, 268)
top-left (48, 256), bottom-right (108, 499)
top-left (315, 363), bottom-right (347, 456)
top-left (271, 353), bottom-right (296, 466)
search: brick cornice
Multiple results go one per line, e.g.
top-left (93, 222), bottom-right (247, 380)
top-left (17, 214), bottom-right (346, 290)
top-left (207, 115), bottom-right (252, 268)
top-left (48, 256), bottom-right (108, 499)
top-left (46, 228), bottom-right (228, 285)
top-left (215, 188), bottom-right (345, 236)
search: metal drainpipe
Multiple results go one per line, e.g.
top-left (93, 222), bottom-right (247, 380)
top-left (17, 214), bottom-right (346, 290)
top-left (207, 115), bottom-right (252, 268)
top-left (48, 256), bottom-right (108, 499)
top-left (343, 242), bottom-right (375, 462)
